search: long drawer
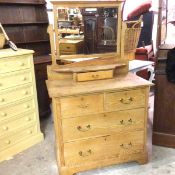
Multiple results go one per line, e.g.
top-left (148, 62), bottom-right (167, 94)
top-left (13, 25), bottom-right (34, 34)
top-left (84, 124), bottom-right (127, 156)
top-left (62, 108), bottom-right (145, 142)
top-left (0, 125), bottom-right (37, 151)
top-left (60, 94), bottom-right (104, 118)
top-left (0, 98), bottom-right (35, 122)
top-left (105, 89), bottom-right (146, 112)
top-left (0, 84), bottom-right (34, 107)
top-left (0, 112), bottom-right (36, 137)
top-left (64, 131), bottom-right (144, 166)
top-left (0, 55), bottom-right (31, 74)
top-left (0, 70), bottom-right (32, 91)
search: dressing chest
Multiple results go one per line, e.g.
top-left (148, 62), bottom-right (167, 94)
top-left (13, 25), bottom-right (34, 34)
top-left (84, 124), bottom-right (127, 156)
top-left (0, 49), bottom-right (43, 162)
top-left (47, 73), bottom-right (152, 175)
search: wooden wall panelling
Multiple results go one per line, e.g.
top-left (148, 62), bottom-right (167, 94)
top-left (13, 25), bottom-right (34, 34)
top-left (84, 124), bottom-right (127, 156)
top-left (0, 1), bottom-right (51, 118)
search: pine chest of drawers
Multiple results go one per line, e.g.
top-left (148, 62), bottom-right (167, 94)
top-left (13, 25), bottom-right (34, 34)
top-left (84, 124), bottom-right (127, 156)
top-left (47, 73), bottom-right (152, 175)
top-left (0, 49), bottom-right (43, 162)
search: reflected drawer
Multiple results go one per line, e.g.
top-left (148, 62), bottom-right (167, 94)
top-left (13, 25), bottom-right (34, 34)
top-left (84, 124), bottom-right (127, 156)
top-left (0, 85), bottom-right (34, 106)
top-left (64, 131), bottom-right (144, 166)
top-left (60, 94), bottom-right (104, 118)
top-left (0, 70), bottom-right (32, 90)
top-left (62, 108), bottom-right (145, 142)
top-left (60, 43), bottom-right (76, 52)
top-left (0, 112), bottom-right (36, 137)
top-left (75, 70), bottom-right (113, 82)
top-left (0, 125), bottom-right (37, 151)
top-left (0, 55), bottom-right (31, 74)
top-left (105, 89), bottom-right (146, 112)
top-left (0, 98), bottom-right (35, 122)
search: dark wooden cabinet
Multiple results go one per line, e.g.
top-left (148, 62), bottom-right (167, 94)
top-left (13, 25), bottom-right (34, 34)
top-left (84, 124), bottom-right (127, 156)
top-left (0, 0), bottom-right (51, 118)
top-left (153, 46), bottom-right (175, 148)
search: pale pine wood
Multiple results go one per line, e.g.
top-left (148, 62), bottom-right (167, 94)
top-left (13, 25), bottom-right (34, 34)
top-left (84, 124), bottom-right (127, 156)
top-left (75, 70), bottom-right (114, 82)
top-left (0, 49), bottom-right (43, 163)
top-left (47, 73), bottom-right (152, 175)
top-left (60, 94), bottom-right (104, 118)
top-left (104, 89), bottom-right (146, 112)
top-left (62, 108), bottom-right (145, 142)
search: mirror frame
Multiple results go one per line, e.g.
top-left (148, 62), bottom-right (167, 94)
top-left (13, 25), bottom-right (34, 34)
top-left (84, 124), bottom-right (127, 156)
top-left (51, 0), bottom-right (125, 64)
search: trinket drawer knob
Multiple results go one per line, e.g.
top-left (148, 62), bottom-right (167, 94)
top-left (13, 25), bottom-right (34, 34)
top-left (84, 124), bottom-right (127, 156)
top-left (27, 130), bottom-right (33, 134)
top-left (92, 74), bottom-right (99, 78)
top-left (19, 62), bottom-right (25, 66)
top-left (21, 77), bottom-right (27, 81)
top-left (79, 149), bottom-right (92, 157)
top-left (78, 104), bottom-right (89, 109)
top-left (23, 90), bottom-right (29, 95)
top-left (1, 112), bottom-right (7, 116)
top-left (77, 125), bottom-right (91, 132)
top-left (0, 98), bottom-right (5, 102)
top-left (24, 104), bottom-right (30, 109)
top-left (3, 126), bottom-right (9, 131)
top-left (5, 140), bottom-right (11, 144)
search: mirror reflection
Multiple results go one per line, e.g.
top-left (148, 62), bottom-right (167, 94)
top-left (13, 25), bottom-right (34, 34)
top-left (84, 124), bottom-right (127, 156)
top-left (57, 7), bottom-right (118, 55)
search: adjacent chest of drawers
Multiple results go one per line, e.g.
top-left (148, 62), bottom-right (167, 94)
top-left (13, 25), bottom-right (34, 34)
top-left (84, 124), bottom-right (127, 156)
top-left (0, 49), bottom-right (43, 162)
top-left (47, 74), bottom-right (152, 175)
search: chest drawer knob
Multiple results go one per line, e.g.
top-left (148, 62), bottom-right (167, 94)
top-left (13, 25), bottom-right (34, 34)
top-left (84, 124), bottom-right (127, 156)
top-left (120, 120), bottom-right (124, 125)
top-left (120, 142), bottom-right (132, 149)
top-left (27, 130), bottom-right (33, 134)
top-left (25, 117), bottom-right (31, 121)
top-left (1, 112), bottom-right (7, 117)
top-left (120, 97), bottom-right (133, 104)
top-left (24, 104), bottom-right (30, 109)
top-left (5, 140), bottom-right (11, 145)
top-left (22, 90), bottom-right (29, 95)
top-left (77, 125), bottom-right (91, 132)
top-left (128, 119), bottom-right (133, 123)
top-left (79, 149), bottom-right (92, 157)
top-left (19, 62), bottom-right (25, 66)
top-left (21, 77), bottom-right (27, 81)
top-left (3, 126), bottom-right (9, 131)
top-left (0, 98), bottom-right (5, 102)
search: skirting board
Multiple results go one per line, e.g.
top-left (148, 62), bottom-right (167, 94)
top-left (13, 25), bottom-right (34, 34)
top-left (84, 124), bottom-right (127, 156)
top-left (153, 132), bottom-right (175, 148)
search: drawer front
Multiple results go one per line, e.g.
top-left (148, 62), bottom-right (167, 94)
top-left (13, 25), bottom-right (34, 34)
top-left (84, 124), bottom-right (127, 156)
top-left (0, 125), bottom-right (37, 151)
top-left (64, 131), bottom-right (144, 166)
top-left (60, 43), bottom-right (76, 52)
top-left (0, 112), bottom-right (36, 137)
top-left (105, 89), bottom-right (145, 112)
top-left (76, 70), bottom-right (113, 82)
top-left (62, 108), bottom-right (145, 142)
top-left (0, 70), bottom-right (32, 90)
top-left (60, 94), bottom-right (104, 118)
top-left (0, 55), bottom-right (31, 74)
top-left (0, 85), bottom-right (34, 107)
top-left (0, 99), bottom-right (35, 122)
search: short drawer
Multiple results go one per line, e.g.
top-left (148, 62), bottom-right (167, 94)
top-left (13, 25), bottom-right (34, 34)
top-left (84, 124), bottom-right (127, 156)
top-left (64, 131), bottom-right (144, 166)
top-left (0, 112), bottom-right (36, 137)
top-left (0, 55), bottom-right (31, 74)
top-left (0, 85), bottom-right (34, 106)
top-left (0, 70), bottom-right (32, 90)
top-left (0, 125), bottom-right (37, 151)
top-left (60, 94), bottom-right (104, 118)
top-left (105, 89), bottom-right (146, 112)
top-left (60, 43), bottom-right (76, 52)
top-left (62, 108), bottom-right (145, 142)
top-left (75, 70), bottom-right (113, 82)
top-left (0, 98), bottom-right (35, 122)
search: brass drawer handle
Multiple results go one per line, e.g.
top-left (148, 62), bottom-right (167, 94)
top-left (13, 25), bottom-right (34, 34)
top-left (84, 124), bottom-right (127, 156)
top-left (92, 74), bottom-right (99, 79)
top-left (27, 130), bottom-right (33, 134)
top-left (77, 125), bottom-right (91, 132)
top-left (24, 104), bottom-right (30, 109)
top-left (78, 104), bottom-right (89, 109)
top-left (120, 142), bottom-right (132, 149)
top-left (120, 97), bottom-right (133, 104)
top-left (120, 119), bottom-right (133, 125)
top-left (79, 149), bottom-right (92, 157)
top-left (66, 46), bottom-right (70, 49)
top-left (21, 77), bottom-right (27, 81)
top-left (26, 117), bottom-right (31, 121)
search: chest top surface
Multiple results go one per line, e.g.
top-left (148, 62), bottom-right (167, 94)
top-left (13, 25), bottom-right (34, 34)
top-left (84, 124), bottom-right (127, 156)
top-left (47, 73), bottom-right (153, 97)
top-left (0, 49), bottom-right (34, 59)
